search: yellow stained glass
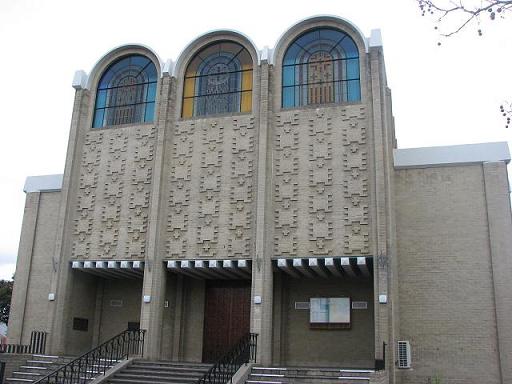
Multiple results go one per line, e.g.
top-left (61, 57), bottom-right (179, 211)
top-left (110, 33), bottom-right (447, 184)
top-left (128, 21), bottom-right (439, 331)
top-left (242, 65), bottom-right (252, 91)
top-left (241, 66), bottom-right (252, 112)
top-left (182, 98), bottom-right (193, 118)
top-left (182, 42), bottom-right (253, 117)
top-left (183, 77), bottom-right (195, 98)
top-left (241, 91), bottom-right (252, 113)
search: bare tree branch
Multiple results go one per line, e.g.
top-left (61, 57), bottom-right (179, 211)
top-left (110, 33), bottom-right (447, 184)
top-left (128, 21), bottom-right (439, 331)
top-left (417, 1), bottom-right (512, 127)
top-left (417, 0), bottom-right (512, 37)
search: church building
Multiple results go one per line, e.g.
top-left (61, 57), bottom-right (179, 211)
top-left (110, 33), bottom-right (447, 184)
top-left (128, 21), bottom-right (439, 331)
top-left (7, 15), bottom-right (512, 384)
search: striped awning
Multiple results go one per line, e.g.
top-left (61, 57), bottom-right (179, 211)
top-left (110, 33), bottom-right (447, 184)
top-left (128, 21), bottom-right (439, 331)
top-left (71, 260), bottom-right (145, 279)
top-left (166, 259), bottom-right (251, 280)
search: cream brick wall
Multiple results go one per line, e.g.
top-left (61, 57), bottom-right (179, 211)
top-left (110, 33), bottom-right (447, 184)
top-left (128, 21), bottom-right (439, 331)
top-left (8, 191), bottom-right (61, 345)
top-left (395, 165), bottom-right (502, 384)
top-left (97, 279), bottom-right (143, 342)
top-left (273, 274), bottom-right (375, 367)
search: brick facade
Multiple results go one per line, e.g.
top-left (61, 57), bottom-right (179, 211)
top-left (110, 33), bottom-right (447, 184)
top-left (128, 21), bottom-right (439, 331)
top-left (7, 16), bottom-right (512, 384)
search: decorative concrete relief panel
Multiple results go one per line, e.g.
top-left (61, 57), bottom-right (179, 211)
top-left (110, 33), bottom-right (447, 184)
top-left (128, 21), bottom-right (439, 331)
top-left (132, 163), bottom-right (152, 184)
top-left (167, 120), bottom-right (195, 259)
top-left (169, 181), bottom-right (190, 206)
top-left (275, 228), bottom-right (297, 255)
top-left (341, 107), bottom-right (371, 255)
top-left (80, 172), bottom-right (98, 189)
top-left (104, 179), bottom-right (123, 198)
top-left (166, 116), bottom-right (256, 260)
top-left (71, 125), bottom-right (156, 261)
top-left (273, 113), bottom-right (301, 257)
top-left (231, 179), bottom-right (253, 203)
top-left (172, 157), bottom-right (191, 181)
top-left (273, 105), bottom-right (372, 257)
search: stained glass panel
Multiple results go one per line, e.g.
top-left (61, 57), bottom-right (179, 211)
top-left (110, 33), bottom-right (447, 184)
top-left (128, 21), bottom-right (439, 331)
top-left (93, 55), bottom-right (158, 128)
top-left (282, 27), bottom-right (361, 108)
top-left (182, 41), bottom-right (253, 117)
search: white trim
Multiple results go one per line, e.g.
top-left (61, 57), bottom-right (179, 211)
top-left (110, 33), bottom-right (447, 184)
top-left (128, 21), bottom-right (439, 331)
top-left (72, 70), bottom-right (88, 90)
top-left (271, 14), bottom-right (369, 65)
top-left (369, 29), bottom-right (383, 48)
top-left (85, 43), bottom-right (164, 90)
top-left (173, 29), bottom-right (261, 77)
top-left (24, 175), bottom-right (63, 193)
top-left (394, 142), bottom-right (511, 169)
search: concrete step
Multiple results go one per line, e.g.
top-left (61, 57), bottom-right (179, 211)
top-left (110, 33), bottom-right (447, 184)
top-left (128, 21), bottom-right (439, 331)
top-left (114, 373), bottom-right (202, 382)
top-left (247, 367), bottom-right (373, 384)
top-left (5, 354), bottom-right (79, 384)
top-left (130, 361), bottom-right (211, 369)
top-left (123, 368), bottom-right (209, 377)
top-left (106, 360), bottom-right (213, 384)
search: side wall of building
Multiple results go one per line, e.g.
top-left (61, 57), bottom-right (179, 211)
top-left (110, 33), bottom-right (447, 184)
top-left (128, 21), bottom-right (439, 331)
top-left (395, 164), bottom-right (508, 384)
top-left (8, 191), bottom-right (61, 345)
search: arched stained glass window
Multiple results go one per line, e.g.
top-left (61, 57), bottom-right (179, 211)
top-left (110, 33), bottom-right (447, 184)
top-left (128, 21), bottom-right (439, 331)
top-left (282, 28), bottom-right (360, 108)
top-left (182, 41), bottom-right (253, 118)
top-left (93, 55), bottom-right (157, 128)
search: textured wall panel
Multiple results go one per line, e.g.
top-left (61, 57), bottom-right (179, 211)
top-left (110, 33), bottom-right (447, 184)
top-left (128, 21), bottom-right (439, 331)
top-left (72, 125), bottom-right (156, 260)
top-left (273, 106), bottom-right (372, 257)
top-left (166, 116), bottom-right (256, 259)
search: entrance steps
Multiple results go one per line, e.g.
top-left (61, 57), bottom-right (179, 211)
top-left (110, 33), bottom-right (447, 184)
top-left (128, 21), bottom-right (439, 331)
top-left (246, 367), bottom-right (376, 384)
top-left (4, 354), bottom-right (75, 383)
top-left (105, 360), bottom-right (213, 384)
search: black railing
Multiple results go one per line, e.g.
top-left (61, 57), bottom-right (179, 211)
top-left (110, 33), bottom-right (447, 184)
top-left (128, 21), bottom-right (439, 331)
top-left (198, 333), bottom-right (258, 384)
top-left (34, 329), bottom-right (145, 384)
top-left (375, 341), bottom-right (387, 371)
top-left (0, 361), bottom-right (5, 384)
top-left (0, 331), bottom-right (47, 354)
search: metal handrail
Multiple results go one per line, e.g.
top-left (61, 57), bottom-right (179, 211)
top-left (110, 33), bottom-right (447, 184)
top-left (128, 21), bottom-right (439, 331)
top-left (198, 333), bottom-right (258, 384)
top-left (34, 329), bottom-right (145, 384)
top-left (0, 331), bottom-right (47, 354)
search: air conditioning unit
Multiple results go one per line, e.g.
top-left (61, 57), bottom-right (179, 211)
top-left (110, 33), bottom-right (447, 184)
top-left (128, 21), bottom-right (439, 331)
top-left (397, 341), bottom-right (411, 369)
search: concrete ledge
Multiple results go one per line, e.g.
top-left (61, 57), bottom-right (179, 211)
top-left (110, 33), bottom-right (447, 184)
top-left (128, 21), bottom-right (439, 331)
top-left (24, 174), bottom-right (63, 193)
top-left (232, 363), bottom-right (254, 384)
top-left (89, 357), bottom-right (134, 384)
top-left (394, 142), bottom-right (511, 169)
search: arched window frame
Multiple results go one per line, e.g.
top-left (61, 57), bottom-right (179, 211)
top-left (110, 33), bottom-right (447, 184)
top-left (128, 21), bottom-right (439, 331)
top-left (92, 55), bottom-right (158, 128)
top-left (281, 27), bottom-right (361, 108)
top-left (182, 41), bottom-right (253, 118)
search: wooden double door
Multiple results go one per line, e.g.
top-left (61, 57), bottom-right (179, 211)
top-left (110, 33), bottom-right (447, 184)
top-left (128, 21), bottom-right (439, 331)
top-left (202, 280), bottom-right (251, 363)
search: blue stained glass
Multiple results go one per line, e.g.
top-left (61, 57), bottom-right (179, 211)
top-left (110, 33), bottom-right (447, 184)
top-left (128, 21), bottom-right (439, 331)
top-left (94, 54), bottom-right (158, 127)
top-left (131, 55), bottom-right (149, 69)
top-left (92, 109), bottom-right (105, 128)
top-left (282, 66), bottom-right (295, 87)
top-left (183, 41), bottom-right (253, 117)
top-left (146, 83), bottom-right (157, 102)
top-left (319, 28), bottom-right (343, 43)
top-left (340, 39), bottom-right (358, 59)
top-left (283, 43), bottom-right (302, 66)
top-left (95, 90), bottom-right (107, 108)
top-left (282, 27), bottom-right (361, 108)
top-left (145, 63), bottom-right (158, 82)
top-left (144, 102), bottom-right (155, 122)
top-left (346, 58), bottom-right (360, 79)
top-left (294, 29), bottom-right (320, 50)
top-left (282, 87), bottom-right (295, 108)
top-left (347, 80), bottom-right (361, 102)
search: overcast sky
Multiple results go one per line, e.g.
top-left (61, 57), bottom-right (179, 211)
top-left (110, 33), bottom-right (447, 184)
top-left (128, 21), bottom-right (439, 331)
top-left (0, 0), bottom-right (511, 280)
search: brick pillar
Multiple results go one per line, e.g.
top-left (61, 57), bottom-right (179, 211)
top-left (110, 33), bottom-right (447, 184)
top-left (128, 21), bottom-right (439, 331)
top-left (251, 59), bottom-right (273, 365)
top-left (140, 74), bottom-right (173, 360)
top-left (7, 192), bottom-right (41, 345)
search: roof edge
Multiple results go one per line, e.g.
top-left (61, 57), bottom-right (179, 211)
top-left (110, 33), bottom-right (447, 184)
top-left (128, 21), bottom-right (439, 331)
top-left (24, 174), bottom-right (64, 193)
top-left (394, 141), bottom-right (511, 169)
